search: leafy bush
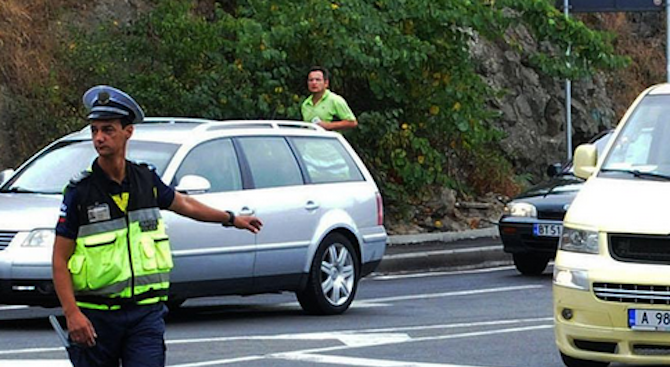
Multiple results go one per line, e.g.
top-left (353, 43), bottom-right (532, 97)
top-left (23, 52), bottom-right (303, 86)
top-left (7, 0), bottom-right (627, 218)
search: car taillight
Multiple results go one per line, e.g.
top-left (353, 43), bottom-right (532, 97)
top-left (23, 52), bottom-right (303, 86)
top-left (376, 192), bottom-right (384, 226)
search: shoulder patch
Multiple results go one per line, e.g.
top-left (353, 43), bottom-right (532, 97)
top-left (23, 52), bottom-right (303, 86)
top-left (68, 169), bottom-right (91, 187)
top-left (137, 161), bottom-right (157, 172)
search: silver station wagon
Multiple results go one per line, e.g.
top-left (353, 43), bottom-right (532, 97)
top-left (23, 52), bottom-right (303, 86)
top-left (0, 118), bottom-right (387, 315)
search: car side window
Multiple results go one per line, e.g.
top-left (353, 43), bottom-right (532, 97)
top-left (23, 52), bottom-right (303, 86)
top-left (237, 137), bottom-right (303, 189)
top-left (291, 137), bottom-right (364, 184)
top-left (173, 139), bottom-right (242, 192)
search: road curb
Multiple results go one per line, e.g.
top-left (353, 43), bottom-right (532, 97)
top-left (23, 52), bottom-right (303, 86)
top-left (377, 226), bottom-right (513, 274)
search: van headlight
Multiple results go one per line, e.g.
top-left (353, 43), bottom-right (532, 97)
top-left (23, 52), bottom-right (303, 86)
top-left (559, 227), bottom-right (599, 254)
top-left (21, 229), bottom-right (55, 247)
top-left (503, 202), bottom-right (537, 218)
top-left (553, 266), bottom-right (590, 291)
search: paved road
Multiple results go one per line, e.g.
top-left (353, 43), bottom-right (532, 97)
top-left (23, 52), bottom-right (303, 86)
top-left (0, 265), bottom-right (563, 367)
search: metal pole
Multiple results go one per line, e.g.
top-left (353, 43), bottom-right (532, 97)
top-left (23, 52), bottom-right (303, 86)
top-left (667, 0), bottom-right (670, 82)
top-left (565, 0), bottom-right (572, 161)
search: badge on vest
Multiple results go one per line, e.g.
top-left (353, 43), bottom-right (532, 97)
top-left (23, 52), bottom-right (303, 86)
top-left (87, 203), bottom-right (111, 223)
top-left (139, 219), bottom-right (158, 232)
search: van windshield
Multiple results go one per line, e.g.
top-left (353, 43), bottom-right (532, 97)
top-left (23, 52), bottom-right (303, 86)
top-left (1, 140), bottom-right (179, 194)
top-left (600, 95), bottom-right (670, 179)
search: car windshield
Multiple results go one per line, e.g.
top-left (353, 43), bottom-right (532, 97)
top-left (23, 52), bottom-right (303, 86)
top-left (1, 140), bottom-right (179, 194)
top-left (600, 95), bottom-right (670, 179)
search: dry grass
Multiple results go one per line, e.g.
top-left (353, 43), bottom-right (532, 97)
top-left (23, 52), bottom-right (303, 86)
top-left (582, 13), bottom-right (666, 119)
top-left (0, 0), bottom-right (63, 87)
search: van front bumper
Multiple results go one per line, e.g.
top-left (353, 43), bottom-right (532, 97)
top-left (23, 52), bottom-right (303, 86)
top-left (555, 280), bottom-right (670, 365)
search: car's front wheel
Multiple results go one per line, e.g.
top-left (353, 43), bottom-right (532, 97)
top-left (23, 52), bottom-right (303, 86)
top-left (297, 233), bottom-right (359, 315)
top-left (560, 352), bottom-right (609, 367)
top-left (513, 253), bottom-right (550, 275)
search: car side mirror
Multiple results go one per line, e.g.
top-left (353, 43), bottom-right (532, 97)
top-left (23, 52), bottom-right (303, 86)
top-left (0, 169), bottom-right (15, 186)
top-left (175, 175), bottom-right (211, 194)
top-left (546, 163), bottom-right (563, 178)
top-left (573, 144), bottom-right (598, 179)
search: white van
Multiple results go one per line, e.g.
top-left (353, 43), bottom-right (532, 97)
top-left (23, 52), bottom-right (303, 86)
top-left (554, 84), bottom-right (670, 366)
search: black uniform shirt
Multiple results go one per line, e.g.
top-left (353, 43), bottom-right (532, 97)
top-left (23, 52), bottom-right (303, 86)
top-left (56, 160), bottom-right (175, 240)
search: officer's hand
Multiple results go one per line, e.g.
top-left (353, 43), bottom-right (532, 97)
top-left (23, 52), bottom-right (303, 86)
top-left (66, 310), bottom-right (97, 347)
top-left (234, 216), bottom-right (263, 233)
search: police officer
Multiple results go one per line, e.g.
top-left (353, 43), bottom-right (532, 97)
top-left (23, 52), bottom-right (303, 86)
top-left (52, 85), bottom-right (263, 367)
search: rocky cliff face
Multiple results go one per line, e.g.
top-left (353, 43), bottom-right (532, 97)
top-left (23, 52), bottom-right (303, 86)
top-left (472, 27), bottom-right (616, 183)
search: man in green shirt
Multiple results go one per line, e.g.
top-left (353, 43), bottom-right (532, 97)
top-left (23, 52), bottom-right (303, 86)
top-left (301, 66), bottom-right (357, 131)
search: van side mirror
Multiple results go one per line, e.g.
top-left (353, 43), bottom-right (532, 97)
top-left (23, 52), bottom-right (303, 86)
top-left (546, 163), bottom-right (563, 178)
top-left (574, 144), bottom-right (597, 179)
top-left (175, 175), bottom-right (211, 194)
top-left (0, 169), bottom-right (15, 186)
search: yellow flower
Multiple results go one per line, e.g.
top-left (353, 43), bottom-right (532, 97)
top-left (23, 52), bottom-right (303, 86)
top-left (293, 94), bottom-right (300, 102)
top-left (270, 4), bottom-right (278, 11)
top-left (69, 43), bottom-right (76, 50)
top-left (331, 3), bottom-right (339, 10)
top-left (452, 102), bottom-right (461, 111)
top-left (434, 220), bottom-right (443, 228)
top-left (260, 44), bottom-right (266, 51)
top-left (113, 20), bottom-right (119, 27)
top-left (401, 123), bottom-right (409, 130)
top-left (274, 86), bottom-right (284, 93)
top-left (429, 105), bottom-right (440, 115)
top-left (418, 155), bottom-right (425, 164)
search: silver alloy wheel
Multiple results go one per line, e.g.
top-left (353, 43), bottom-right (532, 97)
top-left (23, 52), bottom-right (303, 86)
top-left (319, 242), bottom-right (355, 306)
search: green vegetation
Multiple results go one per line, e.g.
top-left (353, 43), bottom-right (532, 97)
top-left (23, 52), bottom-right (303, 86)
top-left (6, 0), bottom-right (627, 218)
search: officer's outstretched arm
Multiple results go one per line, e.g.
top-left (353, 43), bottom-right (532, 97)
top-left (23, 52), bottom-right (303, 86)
top-left (52, 236), bottom-right (97, 347)
top-left (169, 192), bottom-right (262, 233)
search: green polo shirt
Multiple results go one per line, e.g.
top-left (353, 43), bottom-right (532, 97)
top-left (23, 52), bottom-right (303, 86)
top-left (301, 90), bottom-right (356, 124)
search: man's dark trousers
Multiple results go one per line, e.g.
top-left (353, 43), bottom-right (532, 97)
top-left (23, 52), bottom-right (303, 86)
top-left (67, 303), bottom-right (168, 367)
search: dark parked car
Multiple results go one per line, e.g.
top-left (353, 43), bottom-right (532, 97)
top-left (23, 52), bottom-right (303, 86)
top-left (498, 130), bottom-right (612, 275)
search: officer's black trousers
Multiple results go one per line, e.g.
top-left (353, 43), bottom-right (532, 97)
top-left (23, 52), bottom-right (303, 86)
top-left (67, 302), bottom-right (168, 367)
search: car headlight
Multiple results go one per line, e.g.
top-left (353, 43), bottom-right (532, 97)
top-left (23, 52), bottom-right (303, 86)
top-left (503, 202), bottom-right (537, 218)
top-left (553, 266), bottom-right (590, 291)
top-left (559, 227), bottom-right (599, 254)
top-left (21, 229), bottom-right (55, 247)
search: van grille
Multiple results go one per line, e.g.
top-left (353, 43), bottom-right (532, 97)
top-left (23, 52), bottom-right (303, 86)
top-left (609, 234), bottom-right (670, 264)
top-left (0, 231), bottom-right (16, 251)
top-left (633, 345), bottom-right (670, 356)
top-left (594, 283), bottom-right (670, 305)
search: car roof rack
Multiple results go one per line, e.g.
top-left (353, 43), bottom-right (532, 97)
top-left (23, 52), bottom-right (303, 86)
top-left (193, 120), bottom-right (323, 133)
top-left (79, 117), bottom-right (324, 133)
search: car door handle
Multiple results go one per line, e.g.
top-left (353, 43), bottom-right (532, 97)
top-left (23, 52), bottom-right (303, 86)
top-left (239, 207), bottom-right (255, 216)
top-left (305, 201), bottom-right (320, 211)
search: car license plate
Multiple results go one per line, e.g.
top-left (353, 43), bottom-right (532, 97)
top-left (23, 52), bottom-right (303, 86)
top-left (533, 223), bottom-right (562, 237)
top-left (629, 309), bottom-right (670, 331)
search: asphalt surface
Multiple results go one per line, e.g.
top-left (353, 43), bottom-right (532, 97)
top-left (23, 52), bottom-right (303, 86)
top-left (377, 226), bottom-right (510, 274)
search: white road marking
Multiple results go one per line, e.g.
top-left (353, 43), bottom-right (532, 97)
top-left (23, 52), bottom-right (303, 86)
top-left (0, 361), bottom-right (70, 366)
top-left (275, 353), bottom-right (478, 367)
top-left (382, 246), bottom-right (504, 261)
top-left (373, 265), bottom-right (517, 280)
top-left (0, 320), bottom-right (553, 367)
top-left (359, 284), bottom-right (543, 304)
top-left (165, 323), bottom-right (553, 367)
top-left (0, 347), bottom-right (63, 356)
top-left (169, 355), bottom-right (265, 367)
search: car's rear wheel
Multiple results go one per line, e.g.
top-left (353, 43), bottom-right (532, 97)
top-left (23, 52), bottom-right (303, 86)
top-left (297, 233), bottom-right (359, 315)
top-left (513, 253), bottom-right (550, 275)
top-left (560, 352), bottom-right (609, 367)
